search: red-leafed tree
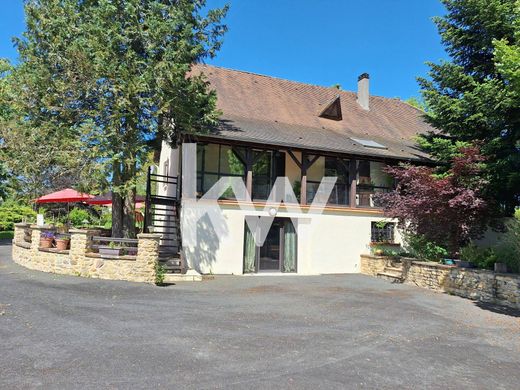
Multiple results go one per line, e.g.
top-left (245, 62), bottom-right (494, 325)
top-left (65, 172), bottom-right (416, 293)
top-left (376, 146), bottom-right (490, 255)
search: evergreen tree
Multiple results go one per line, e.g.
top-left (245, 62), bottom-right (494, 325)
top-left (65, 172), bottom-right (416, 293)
top-left (419, 0), bottom-right (520, 214)
top-left (1, 0), bottom-right (228, 237)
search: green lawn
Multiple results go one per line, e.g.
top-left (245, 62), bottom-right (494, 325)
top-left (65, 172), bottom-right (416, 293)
top-left (0, 231), bottom-right (14, 240)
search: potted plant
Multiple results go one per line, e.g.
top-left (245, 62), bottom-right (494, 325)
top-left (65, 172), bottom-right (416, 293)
top-left (55, 235), bottom-right (70, 251)
top-left (99, 241), bottom-right (123, 257)
top-left (40, 231), bottom-right (55, 248)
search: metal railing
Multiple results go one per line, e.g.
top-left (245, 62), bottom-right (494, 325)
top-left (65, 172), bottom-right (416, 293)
top-left (90, 236), bottom-right (139, 257)
top-left (356, 185), bottom-right (391, 208)
top-left (307, 181), bottom-right (350, 206)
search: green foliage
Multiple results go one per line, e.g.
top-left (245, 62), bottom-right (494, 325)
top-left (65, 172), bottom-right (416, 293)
top-left (415, 135), bottom-right (472, 168)
top-left (495, 218), bottom-right (520, 273)
top-left (0, 201), bottom-right (36, 231)
top-left (460, 219), bottom-right (520, 272)
top-left (0, 231), bottom-right (14, 240)
top-left (2, 0), bottom-right (228, 235)
top-left (419, 0), bottom-right (520, 214)
top-left (460, 243), bottom-right (497, 269)
top-left (68, 208), bottom-right (91, 227)
top-left (405, 97), bottom-right (427, 111)
top-left (108, 241), bottom-right (119, 250)
top-left (371, 245), bottom-right (400, 257)
top-left (155, 263), bottom-right (166, 286)
top-left (0, 162), bottom-right (11, 202)
top-left (99, 211), bottom-right (112, 229)
top-left (404, 234), bottom-right (449, 262)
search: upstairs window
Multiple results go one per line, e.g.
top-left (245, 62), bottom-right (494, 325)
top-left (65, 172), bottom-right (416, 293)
top-left (197, 143), bottom-right (246, 199)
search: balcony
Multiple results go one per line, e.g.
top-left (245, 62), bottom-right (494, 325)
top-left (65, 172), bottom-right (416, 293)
top-left (195, 142), bottom-right (393, 209)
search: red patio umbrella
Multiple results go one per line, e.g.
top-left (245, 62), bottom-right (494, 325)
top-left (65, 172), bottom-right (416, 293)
top-left (87, 191), bottom-right (145, 206)
top-left (35, 188), bottom-right (94, 204)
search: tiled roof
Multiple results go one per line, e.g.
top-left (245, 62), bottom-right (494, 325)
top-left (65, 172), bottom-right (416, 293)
top-left (192, 64), bottom-right (433, 162)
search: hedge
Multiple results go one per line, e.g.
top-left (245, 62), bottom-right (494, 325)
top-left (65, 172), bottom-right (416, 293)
top-left (0, 202), bottom-right (36, 231)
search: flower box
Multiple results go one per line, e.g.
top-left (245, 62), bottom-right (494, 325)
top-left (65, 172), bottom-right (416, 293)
top-left (99, 246), bottom-right (123, 257)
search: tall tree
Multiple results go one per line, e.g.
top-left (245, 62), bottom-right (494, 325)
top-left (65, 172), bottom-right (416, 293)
top-left (419, 0), bottom-right (520, 214)
top-left (3, 0), bottom-right (227, 237)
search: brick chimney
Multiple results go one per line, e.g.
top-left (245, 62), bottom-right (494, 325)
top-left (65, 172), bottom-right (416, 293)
top-left (357, 73), bottom-right (370, 110)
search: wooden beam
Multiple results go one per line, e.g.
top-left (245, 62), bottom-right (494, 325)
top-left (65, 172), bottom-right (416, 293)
top-left (231, 147), bottom-right (247, 166)
top-left (287, 149), bottom-right (302, 169)
top-left (349, 159), bottom-right (357, 207)
top-left (300, 152), bottom-right (307, 205)
top-left (245, 149), bottom-right (253, 197)
top-left (305, 154), bottom-right (320, 170)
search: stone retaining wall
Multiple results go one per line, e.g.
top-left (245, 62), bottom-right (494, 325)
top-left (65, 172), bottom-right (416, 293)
top-left (360, 255), bottom-right (520, 310)
top-left (12, 223), bottom-right (161, 284)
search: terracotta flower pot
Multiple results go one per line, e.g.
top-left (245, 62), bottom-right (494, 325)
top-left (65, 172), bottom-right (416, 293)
top-left (39, 237), bottom-right (54, 248)
top-left (55, 239), bottom-right (70, 251)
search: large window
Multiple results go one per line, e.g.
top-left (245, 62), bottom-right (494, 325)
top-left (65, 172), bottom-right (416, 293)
top-left (197, 143), bottom-right (246, 199)
top-left (252, 150), bottom-right (285, 200)
top-left (357, 160), bottom-right (393, 207)
top-left (307, 157), bottom-right (350, 205)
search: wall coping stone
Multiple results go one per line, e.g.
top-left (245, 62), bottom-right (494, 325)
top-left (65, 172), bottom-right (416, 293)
top-left (137, 233), bottom-right (162, 240)
top-left (14, 222), bottom-right (31, 227)
top-left (69, 228), bottom-right (99, 234)
top-left (30, 224), bottom-right (56, 230)
top-left (410, 261), bottom-right (456, 270)
top-left (14, 241), bottom-right (31, 249)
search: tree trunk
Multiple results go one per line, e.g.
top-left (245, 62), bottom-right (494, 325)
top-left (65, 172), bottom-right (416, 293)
top-left (123, 186), bottom-right (136, 238)
top-left (122, 158), bottom-right (136, 238)
top-left (111, 162), bottom-right (124, 238)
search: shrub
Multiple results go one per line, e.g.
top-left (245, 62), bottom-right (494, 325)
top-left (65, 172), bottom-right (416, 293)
top-left (404, 234), bottom-right (448, 262)
top-left (0, 201), bottom-right (36, 231)
top-left (0, 231), bottom-right (14, 239)
top-left (495, 219), bottom-right (520, 273)
top-left (460, 243), bottom-right (497, 270)
top-left (99, 211), bottom-right (112, 229)
top-left (155, 263), bottom-right (166, 285)
top-left (460, 219), bottom-right (520, 273)
top-left (68, 208), bottom-right (91, 227)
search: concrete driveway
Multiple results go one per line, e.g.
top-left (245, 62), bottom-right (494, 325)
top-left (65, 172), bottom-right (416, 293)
top-left (1, 241), bottom-right (520, 389)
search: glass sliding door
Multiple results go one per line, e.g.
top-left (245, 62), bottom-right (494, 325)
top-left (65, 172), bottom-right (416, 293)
top-left (243, 218), bottom-right (297, 273)
top-left (258, 219), bottom-right (282, 271)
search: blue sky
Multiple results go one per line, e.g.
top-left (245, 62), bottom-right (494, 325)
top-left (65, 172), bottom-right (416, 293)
top-left (0, 0), bottom-right (447, 100)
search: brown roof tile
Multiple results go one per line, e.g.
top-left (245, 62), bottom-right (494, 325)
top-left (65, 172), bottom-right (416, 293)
top-left (192, 64), bottom-right (433, 162)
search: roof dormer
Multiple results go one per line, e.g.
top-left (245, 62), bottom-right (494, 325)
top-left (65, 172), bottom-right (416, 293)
top-left (318, 96), bottom-right (342, 121)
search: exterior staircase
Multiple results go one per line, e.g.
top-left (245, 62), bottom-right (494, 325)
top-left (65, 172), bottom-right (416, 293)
top-left (144, 169), bottom-right (184, 274)
top-left (377, 258), bottom-right (404, 283)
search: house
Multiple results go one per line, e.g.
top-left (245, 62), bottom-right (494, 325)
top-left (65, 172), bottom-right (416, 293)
top-left (145, 65), bottom-right (433, 275)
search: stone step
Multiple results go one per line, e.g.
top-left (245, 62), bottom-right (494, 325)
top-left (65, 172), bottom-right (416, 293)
top-left (163, 273), bottom-right (202, 283)
top-left (384, 266), bottom-right (403, 273)
top-left (159, 258), bottom-right (182, 267)
top-left (377, 271), bottom-right (404, 283)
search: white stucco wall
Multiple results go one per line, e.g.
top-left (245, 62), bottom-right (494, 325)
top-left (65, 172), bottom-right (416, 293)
top-left (182, 203), bottom-right (399, 275)
top-left (157, 140), bottom-right (179, 197)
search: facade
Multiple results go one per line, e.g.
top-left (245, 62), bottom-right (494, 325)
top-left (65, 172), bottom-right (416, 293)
top-left (149, 65), bottom-right (434, 275)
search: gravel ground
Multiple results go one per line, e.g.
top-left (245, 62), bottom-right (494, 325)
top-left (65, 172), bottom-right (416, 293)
top-left (1, 240), bottom-right (520, 389)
